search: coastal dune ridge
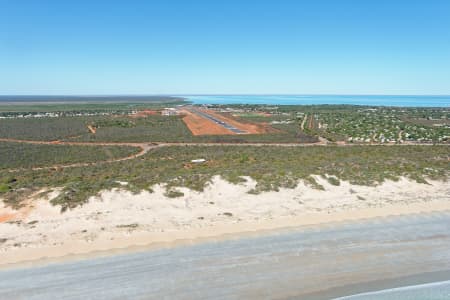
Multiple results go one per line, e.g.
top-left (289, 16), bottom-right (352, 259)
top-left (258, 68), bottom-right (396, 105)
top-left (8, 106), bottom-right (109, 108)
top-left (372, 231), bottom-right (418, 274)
top-left (1, 175), bottom-right (449, 267)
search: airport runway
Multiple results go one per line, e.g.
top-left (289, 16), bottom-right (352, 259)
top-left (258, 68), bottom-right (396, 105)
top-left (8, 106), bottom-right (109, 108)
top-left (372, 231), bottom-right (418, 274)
top-left (1, 212), bottom-right (450, 299)
top-left (187, 107), bottom-right (247, 134)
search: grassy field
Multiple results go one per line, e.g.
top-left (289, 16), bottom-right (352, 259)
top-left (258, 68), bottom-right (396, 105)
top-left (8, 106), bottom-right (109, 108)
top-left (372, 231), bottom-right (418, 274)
top-left (0, 142), bottom-right (140, 170)
top-left (1, 145), bottom-right (448, 210)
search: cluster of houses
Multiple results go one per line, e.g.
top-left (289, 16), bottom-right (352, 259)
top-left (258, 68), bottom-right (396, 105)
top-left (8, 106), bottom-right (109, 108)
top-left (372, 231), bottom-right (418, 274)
top-left (161, 107), bottom-right (181, 116)
top-left (1, 108), bottom-right (184, 119)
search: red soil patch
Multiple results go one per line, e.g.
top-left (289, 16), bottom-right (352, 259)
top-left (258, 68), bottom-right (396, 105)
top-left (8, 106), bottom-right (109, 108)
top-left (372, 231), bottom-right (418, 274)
top-left (0, 191), bottom-right (41, 223)
top-left (0, 202), bottom-right (36, 223)
top-left (0, 213), bottom-right (16, 223)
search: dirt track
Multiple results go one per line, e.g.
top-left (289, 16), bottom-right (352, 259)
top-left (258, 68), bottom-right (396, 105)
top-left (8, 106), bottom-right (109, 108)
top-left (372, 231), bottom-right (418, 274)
top-left (0, 139), bottom-right (161, 172)
top-left (1, 138), bottom-right (445, 172)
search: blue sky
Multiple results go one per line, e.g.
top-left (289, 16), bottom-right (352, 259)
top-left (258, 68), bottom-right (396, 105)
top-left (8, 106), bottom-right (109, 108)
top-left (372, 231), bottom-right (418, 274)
top-left (1, 0), bottom-right (450, 95)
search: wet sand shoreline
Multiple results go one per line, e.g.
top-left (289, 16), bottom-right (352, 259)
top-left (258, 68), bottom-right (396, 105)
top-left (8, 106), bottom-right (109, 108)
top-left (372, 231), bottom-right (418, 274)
top-left (2, 205), bottom-right (449, 271)
top-left (1, 210), bottom-right (449, 299)
top-left (1, 202), bottom-right (450, 269)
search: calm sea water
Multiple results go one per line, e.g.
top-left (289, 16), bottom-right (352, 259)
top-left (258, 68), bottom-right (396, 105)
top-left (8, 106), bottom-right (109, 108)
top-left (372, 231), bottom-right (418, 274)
top-left (334, 280), bottom-right (450, 300)
top-left (184, 95), bottom-right (450, 107)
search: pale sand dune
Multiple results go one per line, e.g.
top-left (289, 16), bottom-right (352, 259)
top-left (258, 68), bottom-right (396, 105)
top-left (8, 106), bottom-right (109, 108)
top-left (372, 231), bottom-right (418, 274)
top-left (0, 176), bottom-right (449, 266)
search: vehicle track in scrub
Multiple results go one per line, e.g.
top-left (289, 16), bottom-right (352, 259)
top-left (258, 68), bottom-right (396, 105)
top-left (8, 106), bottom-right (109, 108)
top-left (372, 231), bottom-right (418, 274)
top-left (1, 138), bottom-right (446, 172)
top-left (0, 139), bottom-right (161, 172)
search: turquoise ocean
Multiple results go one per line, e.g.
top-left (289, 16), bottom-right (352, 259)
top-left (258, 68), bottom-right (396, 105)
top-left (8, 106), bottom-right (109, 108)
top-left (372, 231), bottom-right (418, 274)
top-left (184, 95), bottom-right (450, 107)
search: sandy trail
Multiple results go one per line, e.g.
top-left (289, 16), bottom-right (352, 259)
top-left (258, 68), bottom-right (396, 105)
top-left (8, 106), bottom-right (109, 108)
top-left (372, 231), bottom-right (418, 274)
top-left (301, 113), bottom-right (307, 130)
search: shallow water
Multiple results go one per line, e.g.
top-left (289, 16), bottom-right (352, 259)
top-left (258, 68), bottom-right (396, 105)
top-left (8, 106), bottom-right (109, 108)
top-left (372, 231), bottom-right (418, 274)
top-left (184, 95), bottom-right (450, 107)
top-left (334, 280), bottom-right (450, 299)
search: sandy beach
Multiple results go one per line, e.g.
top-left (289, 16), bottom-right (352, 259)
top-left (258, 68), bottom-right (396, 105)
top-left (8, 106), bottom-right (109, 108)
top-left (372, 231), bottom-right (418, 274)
top-left (1, 176), bottom-right (449, 267)
top-left (2, 210), bottom-right (450, 300)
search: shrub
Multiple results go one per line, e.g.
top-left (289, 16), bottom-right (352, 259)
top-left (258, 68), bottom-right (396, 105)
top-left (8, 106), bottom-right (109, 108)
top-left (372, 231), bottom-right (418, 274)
top-left (165, 189), bottom-right (184, 198)
top-left (0, 184), bottom-right (9, 193)
top-left (327, 176), bottom-right (341, 186)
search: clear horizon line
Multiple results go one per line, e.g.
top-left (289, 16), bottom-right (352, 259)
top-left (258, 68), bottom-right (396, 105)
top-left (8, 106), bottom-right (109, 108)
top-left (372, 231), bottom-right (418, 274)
top-left (1, 93), bottom-right (450, 97)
